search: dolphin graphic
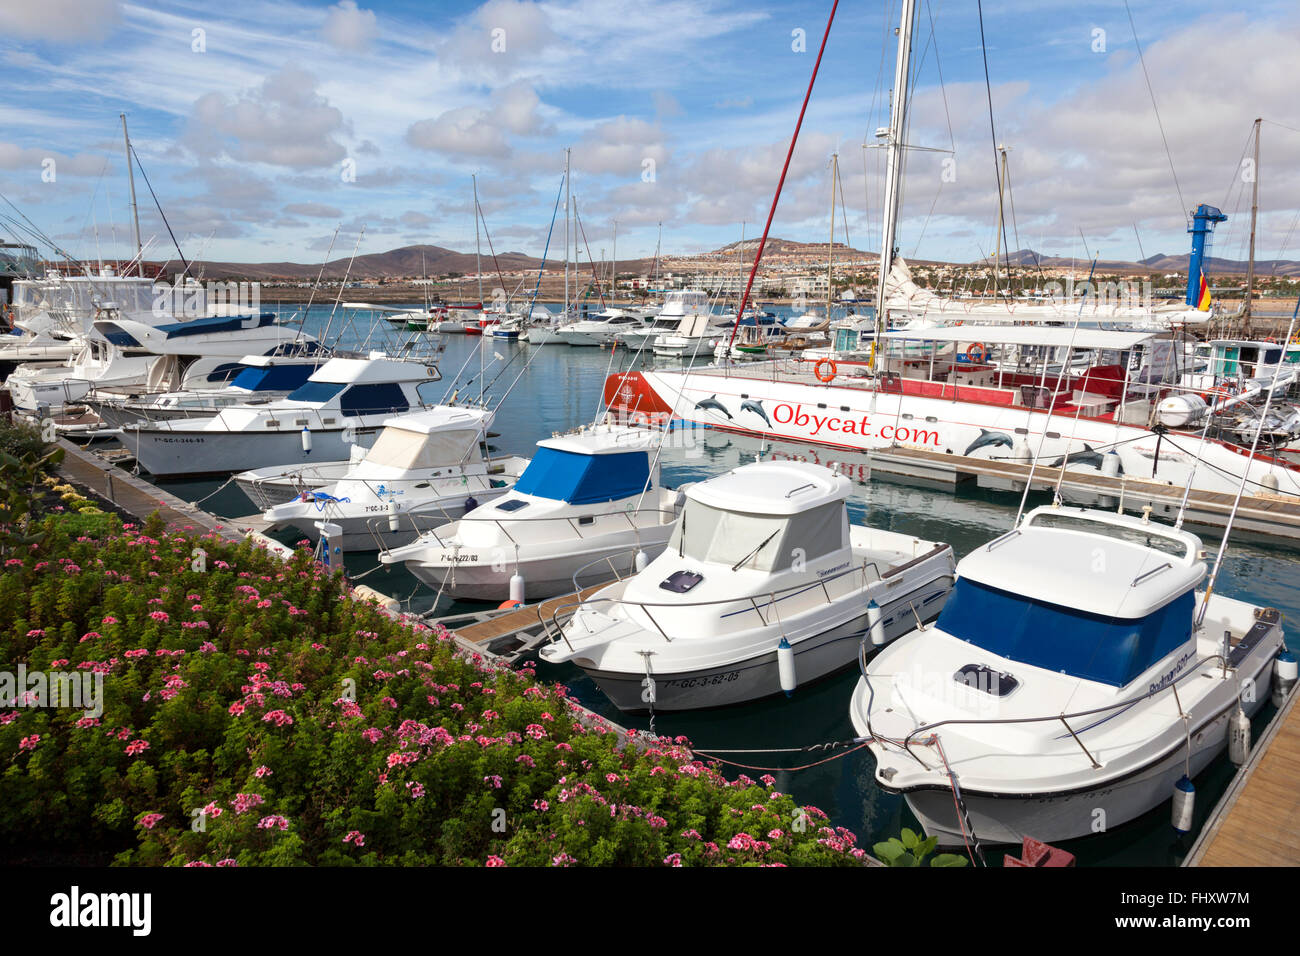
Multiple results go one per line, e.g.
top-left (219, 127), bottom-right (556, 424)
top-left (740, 399), bottom-right (771, 428)
top-left (694, 395), bottom-right (733, 420)
top-left (1049, 443), bottom-right (1107, 470)
top-left (963, 429), bottom-right (1013, 457)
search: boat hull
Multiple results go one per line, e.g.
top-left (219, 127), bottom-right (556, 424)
top-left (577, 575), bottom-right (952, 713)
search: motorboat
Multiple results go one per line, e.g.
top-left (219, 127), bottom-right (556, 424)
top-left (84, 351), bottom-right (330, 428)
top-left (849, 504), bottom-right (1287, 846)
top-left (5, 310), bottom-right (305, 412)
top-left (553, 308), bottom-right (643, 347)
top-left (539, 460), bottom-right (955, 712)
top-left (121, 355), bottom-right (442, 478)
top-left (256, 406), bottom-right (529, 550)
top-left (380, 422), bottom-right (681, 602)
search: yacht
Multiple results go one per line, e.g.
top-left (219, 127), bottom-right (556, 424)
top-left (121, 355), bottom-right (441, 478)
top-left (539, 460), bottom-right (955, 712)
top-left (554, 308), bottom-right (643, 347)
top-left (380, 423), bottom-right (681, 602)
top-left (849, 505), bottom-right (1286, 846)
top-left (256, 406), bottom-right (529, 551)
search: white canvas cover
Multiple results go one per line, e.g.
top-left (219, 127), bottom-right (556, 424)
top-left (362, 426), bottom-right (481, 470)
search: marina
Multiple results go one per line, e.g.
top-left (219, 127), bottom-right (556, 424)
top-left (2, 0), bottom-right (1299, 898)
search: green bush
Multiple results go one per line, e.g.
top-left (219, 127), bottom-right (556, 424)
top-left (0, 515), bottom-right (866, 866)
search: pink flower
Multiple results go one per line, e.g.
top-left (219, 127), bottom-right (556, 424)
top-left (231, 792), bottom-right (265, 814)
top-left (125, 739), bottom-right (150, 757)
top-left (485, 855), bottom-right (506, 867)
top-left (18, 735), bottom-right (40, 752)
top-left (663, 853), bottom-right (683, 867)
top-left (139, 813), bottom-right (165, 830)
top-left (343, 830), bottom-right (366, 847)
top-left (101, 616), bottom-right (119, 625)
top-left (148, 611), bottom-right (169, 622)
top-left (254, 765), bottom-right (272, 778)
top-left (256, 815), bottom-right (290, 831)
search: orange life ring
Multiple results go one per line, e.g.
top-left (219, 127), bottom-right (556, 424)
top-left (967, 342), bottom-right (987, 364)
top-left (814, 358), bottom-right (837, 383)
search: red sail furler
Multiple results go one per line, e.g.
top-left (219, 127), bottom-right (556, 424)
top-left (727, 0), bottom-right (841, 352)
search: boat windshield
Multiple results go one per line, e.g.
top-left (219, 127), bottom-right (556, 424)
top-left (286, 380), bottom-right (346, 404)
top-left (363, 427), bottom-right (481, 470)
top-left (667, 500), bottom-right (845, 572)
top-left (513, 448), bottom-right (651, 504)
top-left (936, 578), bottom-right (1194, 688)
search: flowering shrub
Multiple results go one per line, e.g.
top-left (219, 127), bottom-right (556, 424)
top-left (0, 512), bottom-right (864, 866)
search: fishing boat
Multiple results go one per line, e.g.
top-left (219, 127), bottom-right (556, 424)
top-left (849, 504), bottom-right (1287, 846)
top-left (379, 422), bottom-right (681, 602)
top-left (121, 355), bottom-right (442, 478)
top-left (255, 406), bottom-right (529, 551)
top-left (538, 460), bottom-right (955, 712)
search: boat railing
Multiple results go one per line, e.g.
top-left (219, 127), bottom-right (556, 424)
top-left (546, 557), bottom-right (887, 652)
top-left (876, 650), bottom-right (1238, 774)
top-left (373, 506), bottom-right (681, 559)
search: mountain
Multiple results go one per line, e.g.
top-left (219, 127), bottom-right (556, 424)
top-left (978, 248), bottom-right (1300, 277)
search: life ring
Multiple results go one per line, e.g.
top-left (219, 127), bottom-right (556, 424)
top-left (814, 358), bottom-right (837, 383)
top-left (967, 342), bottom-right (987, 364)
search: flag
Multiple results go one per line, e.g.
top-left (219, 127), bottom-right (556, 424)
top-left (1197, 274), bottom-right (1212, 311)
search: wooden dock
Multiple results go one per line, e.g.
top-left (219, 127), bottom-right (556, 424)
top-left (865, 445), bottom-right (1300, 543)
top-left (1186, 686), bottom-right (1300, 866)
top-left (432, 584), bottom-right (607, 661)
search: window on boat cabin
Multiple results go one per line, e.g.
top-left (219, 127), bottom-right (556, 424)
top-left (935, 578), bottom-right (1195, 688)
top-left (339, 382), bottom-right (410, 416)
top-left (363, 427), bottom-right (481, 470)
top-left (512, 448), bottom-right (652, 504)
top-left (287, 380), bottom-right (346, 404)
top-left (667, 500), bottom-right (845, 572)
top-left (1027, 513), bottom-right (1191, 560)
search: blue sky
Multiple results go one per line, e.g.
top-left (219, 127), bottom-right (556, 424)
top-left (2, 0), bottom-right (1298, 270)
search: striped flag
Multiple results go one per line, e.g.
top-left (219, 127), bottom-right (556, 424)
top-left (1197, 274), bottom-right (1212, 311)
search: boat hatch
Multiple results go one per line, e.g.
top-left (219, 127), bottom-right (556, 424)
top-left (496, 499), bottom-right (528, 512)
top-left (954, 663), bottom-right (1019, 697)
top-left (659, 570), bottom-right (703, 593)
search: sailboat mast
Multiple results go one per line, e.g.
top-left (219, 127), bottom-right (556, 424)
top-left (120, 112), bottom-right (143, 275)
top-left (564, 147), bottom-right (571, 319)
top-left (827, 152), bottom-right (837, 318)
top-left (1244, 117), bottom-right (1261, 328)
top-left (993, 145), bottom-right (1008, 300)
top-left (874, 0), bottom-right (917, 339)
top-left (473, 174), bottom-right (482, 307)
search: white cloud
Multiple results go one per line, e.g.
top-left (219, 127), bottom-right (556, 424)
top-left (321, 1), bottom-right (378, 52)
top-left (189, 67), bottom-right (350, 169)
top-left (406, 81), bottom-right (548, 158)
top-left (0, 0), bottom-right (120, 42)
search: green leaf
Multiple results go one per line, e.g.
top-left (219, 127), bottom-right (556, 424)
top-left (900, 827), bottom-right (920, 849)
top-left (930, 853), bottom-right (969, 867)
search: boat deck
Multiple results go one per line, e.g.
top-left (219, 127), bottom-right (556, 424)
top-left (1187, 685), bottom-right (1300, 866)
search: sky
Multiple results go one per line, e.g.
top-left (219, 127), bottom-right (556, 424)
top-left (1, 0), bottom-right (1298, 271)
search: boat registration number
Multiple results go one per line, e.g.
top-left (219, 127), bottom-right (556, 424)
top-left (661, 671), bottom-right (739, 689)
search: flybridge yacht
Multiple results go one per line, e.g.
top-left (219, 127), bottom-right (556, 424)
top-left (0, 269), bottom-right (164, 375)
top-left (380, 423), bottom-right (681, 602)
top-left (122, 355), bottom-right (442, 478)
top-left (5, 310), bottom-right (304, 412)
top-left (255, 406), bottom-right (530, 551)
top-left (85, 350), bottom-right (330, 428)
top-left (540, 460), bottom-right (955, 712)
top-left (850, 505), bottom-right (1286, 846)
top-left (607, 322), bottom-right (1300, 500)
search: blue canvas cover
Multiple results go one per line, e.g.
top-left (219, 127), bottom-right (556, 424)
top-left (513, 447), bottom-right (651, 504)
top-left (231, 363), bottom-right (321, 392)
top-left (937, 578), bottom-right (1194, 688)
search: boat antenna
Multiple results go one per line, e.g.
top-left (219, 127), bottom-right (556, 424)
top-left (1195, 298), bottom-right (1299, 627)
top-left (293, 224), bottom-right (340, 347)
top-left (319, 225), bottom-right (365, 345)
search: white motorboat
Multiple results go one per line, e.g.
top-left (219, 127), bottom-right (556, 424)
top-left (85, 351), bottom-right (330, 428)
top-left (380, 423), bottom-right (681, 602)
top-left (849, 505), bottom-right (1287, 846)
top-left (121, 355), bottom-right (442, 478)
top-left (650, 291), bottom-right (726, 357)
top-left (5, 310), bottom-right (305, 412)
top-left (554, 308), bottom-right (643, 347)
top-left (539, 460), bottom-right (955, 712)
top-left (257, 406), bottom-right (529, 550)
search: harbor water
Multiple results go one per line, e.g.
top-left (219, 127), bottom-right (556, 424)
top-left (157, 304), bottom-right (1300, 866)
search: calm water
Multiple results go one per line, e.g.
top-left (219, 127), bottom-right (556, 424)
top-left (157, 304), bottom-right (1300, 866)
